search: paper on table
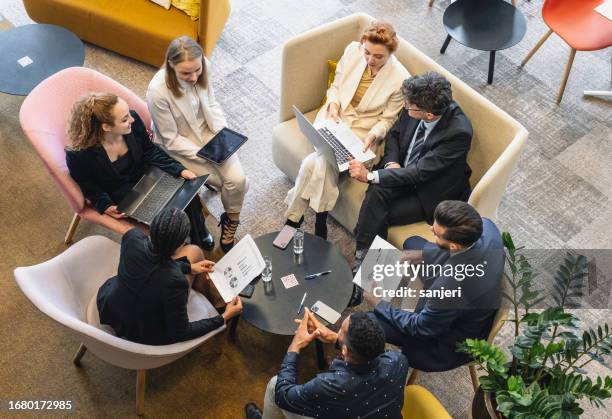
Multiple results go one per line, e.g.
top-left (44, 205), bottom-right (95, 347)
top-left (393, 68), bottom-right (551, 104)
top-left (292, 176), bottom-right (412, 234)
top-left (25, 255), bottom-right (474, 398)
top-left (595, 0), bottom-right (612, 20)
top-left (209, 234), bottom-right (265, 302)
top-left (280, 274), bottom-right (299, 289)
top-left (17, 56), bottom-right (33, 67)
top-left (353, 235), bottom-right (403, 302)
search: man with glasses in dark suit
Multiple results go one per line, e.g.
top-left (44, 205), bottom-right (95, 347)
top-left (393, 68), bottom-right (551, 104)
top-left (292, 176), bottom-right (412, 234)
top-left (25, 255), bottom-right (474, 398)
top-left (348, 72), bottom-right (473, 305)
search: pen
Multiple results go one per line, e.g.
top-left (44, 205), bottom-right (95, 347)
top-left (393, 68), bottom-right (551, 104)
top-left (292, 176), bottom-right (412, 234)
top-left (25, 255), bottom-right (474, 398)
top-left (297, 292), bottom-right (308, 315)
top-left (367, 250), bottom-right (381, 282)
top-left (374, 249), bottom-right (382, 265)
top-left (304, 270), bottom-right (332, 280)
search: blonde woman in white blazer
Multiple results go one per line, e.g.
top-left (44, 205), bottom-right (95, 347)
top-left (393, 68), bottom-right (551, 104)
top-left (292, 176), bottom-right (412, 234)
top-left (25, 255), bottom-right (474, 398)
top-left (147, 36), bottom-right (247, 253)
top-left (285, 22), bottom-right (409, 239)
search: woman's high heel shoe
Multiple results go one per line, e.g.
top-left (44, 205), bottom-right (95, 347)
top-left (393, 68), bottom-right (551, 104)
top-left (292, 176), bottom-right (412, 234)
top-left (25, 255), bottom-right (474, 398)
top-left (219, 212), bottom-right (240, 253)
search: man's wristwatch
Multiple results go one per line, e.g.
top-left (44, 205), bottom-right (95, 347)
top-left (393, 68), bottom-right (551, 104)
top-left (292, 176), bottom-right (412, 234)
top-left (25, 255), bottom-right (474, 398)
top-left (366, 171), bottom-right (375, 183)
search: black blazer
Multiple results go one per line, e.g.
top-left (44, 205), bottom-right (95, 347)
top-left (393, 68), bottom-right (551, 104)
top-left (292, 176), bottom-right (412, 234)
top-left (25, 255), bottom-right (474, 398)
top-left (374, 218), bottom-right (504, 372)
top-left (66, 111), bottom-right (185, 214)
top-left (377, 102), bottom-right (473, 223)
top-left (97, 228), bottom-right (224, 345)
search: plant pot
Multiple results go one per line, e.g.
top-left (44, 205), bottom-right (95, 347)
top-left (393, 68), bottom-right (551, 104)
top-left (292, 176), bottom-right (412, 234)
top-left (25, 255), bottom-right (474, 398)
top-left (471, 386), bottom-right (504, 419)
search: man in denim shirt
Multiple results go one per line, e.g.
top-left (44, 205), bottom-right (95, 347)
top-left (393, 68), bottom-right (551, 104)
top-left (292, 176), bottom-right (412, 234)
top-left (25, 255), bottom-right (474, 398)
top-left (245, 310), bottom-right (408, 419)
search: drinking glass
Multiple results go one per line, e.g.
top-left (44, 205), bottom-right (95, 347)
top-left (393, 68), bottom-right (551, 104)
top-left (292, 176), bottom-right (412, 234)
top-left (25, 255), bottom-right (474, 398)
top-left (293, 228), bottom-right (304, 255)
top-left (262, 256), bottom-right (273, 282)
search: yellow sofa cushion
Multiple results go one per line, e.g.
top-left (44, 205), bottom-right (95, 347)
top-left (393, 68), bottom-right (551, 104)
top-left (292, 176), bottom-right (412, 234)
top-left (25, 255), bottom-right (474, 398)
top-left (91, 0), bottom-right (197, 40)
top-left (327, 60), bottom-right (338, 88)
top-left (171, 0), bottom-right (200, 20)
top-left (321, 59), bottom-right (338, 107)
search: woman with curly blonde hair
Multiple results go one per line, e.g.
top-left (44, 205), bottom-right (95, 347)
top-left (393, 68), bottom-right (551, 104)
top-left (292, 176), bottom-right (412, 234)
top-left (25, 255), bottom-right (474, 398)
top-left (65, 92), bottom-right (214, 249)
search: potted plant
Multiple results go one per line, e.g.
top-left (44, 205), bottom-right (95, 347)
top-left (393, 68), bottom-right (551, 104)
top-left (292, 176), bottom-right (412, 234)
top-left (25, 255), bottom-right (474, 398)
top-left (458, 233), bottom-right (612, 418)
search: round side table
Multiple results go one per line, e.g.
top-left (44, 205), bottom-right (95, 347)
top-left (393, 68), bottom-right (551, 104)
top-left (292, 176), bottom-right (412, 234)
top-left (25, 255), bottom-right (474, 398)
top-left (0, 24), bottom-right (84, 95)
top-left (231, 232), bottom-right (354, 368)
top-left (440, 0), bottom-right (527, 84)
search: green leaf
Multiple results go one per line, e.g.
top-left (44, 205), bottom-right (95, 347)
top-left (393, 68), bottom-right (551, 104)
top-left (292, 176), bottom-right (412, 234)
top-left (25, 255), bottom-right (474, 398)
top-left (558, 331), bottom-right (578, 340)
top-left (502, 231), bottom-right (515, 251)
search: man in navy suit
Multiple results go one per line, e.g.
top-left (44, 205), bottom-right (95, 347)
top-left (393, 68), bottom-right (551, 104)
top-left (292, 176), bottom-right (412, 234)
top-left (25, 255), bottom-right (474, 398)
top-left (365, 201), bottom-right (504, 372)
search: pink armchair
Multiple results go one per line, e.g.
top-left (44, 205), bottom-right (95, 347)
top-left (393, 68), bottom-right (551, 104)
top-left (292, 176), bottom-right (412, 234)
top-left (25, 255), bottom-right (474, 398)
top-left (19, 67), bottom-right (149, 244)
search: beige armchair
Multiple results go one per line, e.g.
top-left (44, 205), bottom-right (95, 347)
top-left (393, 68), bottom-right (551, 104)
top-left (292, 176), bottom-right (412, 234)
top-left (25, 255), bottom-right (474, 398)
top-left (271, 13), bottom-right (528, 247)
top-left (14, 236), bottom-right (225, 416)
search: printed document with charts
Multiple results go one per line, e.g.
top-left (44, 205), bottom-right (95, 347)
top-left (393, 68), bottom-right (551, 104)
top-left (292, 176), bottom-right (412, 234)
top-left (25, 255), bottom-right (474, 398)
top-left (353, 236), bottom-right (403, 302)
top-left (209, 234), bottom-right (265, 302)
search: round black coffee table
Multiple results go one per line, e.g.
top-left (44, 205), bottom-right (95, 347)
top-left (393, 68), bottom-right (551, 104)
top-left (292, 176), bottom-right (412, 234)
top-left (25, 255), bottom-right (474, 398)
top-left (230, 232), bottom-right (354, 368)
top-left (0, 24), bottom-right (84, 95)
top-left (440, 0), bottom-right (526, 84)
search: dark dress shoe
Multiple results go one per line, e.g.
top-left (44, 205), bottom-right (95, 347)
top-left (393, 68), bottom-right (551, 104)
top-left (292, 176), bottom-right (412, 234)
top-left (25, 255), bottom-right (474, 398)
top-left (199, 232), bottom-right (215, 251)
top-left (244, 402), bottom-right (262, 419)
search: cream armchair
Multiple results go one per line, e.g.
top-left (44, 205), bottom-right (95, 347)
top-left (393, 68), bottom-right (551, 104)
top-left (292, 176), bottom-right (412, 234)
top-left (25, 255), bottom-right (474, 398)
top-left (14, 236), bottom-right (225, 416)
top-left (271, 13), bottom-right (528, 247)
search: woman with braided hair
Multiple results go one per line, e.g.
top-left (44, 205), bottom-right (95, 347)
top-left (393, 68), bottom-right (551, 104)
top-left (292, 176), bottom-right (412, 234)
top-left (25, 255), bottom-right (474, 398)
top-left (97, 208), bottom-right (242, 345)
top-left (65, 92), bottom-right (215, 250)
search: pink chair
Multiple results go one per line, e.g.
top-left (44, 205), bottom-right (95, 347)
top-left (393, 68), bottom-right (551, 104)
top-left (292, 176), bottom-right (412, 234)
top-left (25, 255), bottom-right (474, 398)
top-left (19, 67), bottom-right (149, 243)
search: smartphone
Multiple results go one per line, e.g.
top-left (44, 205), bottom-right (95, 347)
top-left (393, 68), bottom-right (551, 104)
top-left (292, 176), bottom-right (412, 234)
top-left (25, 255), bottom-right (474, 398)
top-left (273, 225), bottom-right (297, 250)
top-left (311, 300), bottom-right (341, 324)
top-left (239, 283), bottom-right (255, 298)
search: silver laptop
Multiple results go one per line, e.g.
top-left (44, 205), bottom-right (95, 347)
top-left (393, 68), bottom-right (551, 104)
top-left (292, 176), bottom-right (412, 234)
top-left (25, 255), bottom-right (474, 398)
top-left (293, 106), bottom-right (376, 172)
top-left (117, 166), bottom-right (208, 225)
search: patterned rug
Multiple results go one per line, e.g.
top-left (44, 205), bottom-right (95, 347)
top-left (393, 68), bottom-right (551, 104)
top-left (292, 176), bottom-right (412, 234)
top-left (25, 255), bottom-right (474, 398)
top-left (1, 1), bottom-right (610, 417)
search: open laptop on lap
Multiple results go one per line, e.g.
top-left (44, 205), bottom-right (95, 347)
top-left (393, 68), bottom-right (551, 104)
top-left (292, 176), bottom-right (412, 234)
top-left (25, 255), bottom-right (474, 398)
top-left (117, 166), bottom-right (208, 225)
top-left (293, 105), bottom-right (376, 172)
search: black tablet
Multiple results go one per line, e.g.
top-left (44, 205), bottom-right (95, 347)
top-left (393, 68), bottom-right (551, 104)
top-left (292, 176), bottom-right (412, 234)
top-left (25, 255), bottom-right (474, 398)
top-left (196, 127), bottom-right (248, 165)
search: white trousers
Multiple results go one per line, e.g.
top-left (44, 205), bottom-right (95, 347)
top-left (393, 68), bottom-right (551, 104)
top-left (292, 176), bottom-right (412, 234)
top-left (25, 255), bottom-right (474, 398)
top-left (285, 150), bottom-right (340, 221)
top-left (284, 109), bottom-right (384, 223)
top-left (262, 376), bottom-right (311, 419)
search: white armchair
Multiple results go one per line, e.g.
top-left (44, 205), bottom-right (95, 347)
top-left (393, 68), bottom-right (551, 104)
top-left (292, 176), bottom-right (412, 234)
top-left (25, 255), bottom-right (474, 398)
top-left (14, 235), bottom-right (225, 416)
top-left (271, 13), bottom-right (528, 247)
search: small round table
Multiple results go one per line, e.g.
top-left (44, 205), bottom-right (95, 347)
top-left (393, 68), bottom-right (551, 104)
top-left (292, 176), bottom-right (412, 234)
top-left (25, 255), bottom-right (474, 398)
top-left (440, 0), bottom-right (526, 84)
top-left (0, 24), bottom-right (84, 95)
top-left (231, 232), bottom-right (354, 368)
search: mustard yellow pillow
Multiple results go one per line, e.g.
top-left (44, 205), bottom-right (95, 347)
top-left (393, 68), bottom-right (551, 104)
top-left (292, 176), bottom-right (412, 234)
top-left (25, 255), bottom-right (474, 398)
top-left (321, 60), bottom-right (338, 107)
top-left (171, 0), bottom-right (200, 21)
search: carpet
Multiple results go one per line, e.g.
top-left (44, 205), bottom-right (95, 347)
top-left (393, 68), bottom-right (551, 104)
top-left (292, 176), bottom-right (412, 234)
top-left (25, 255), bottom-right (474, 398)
top-left (1, 1), bottom-right (611, 418)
